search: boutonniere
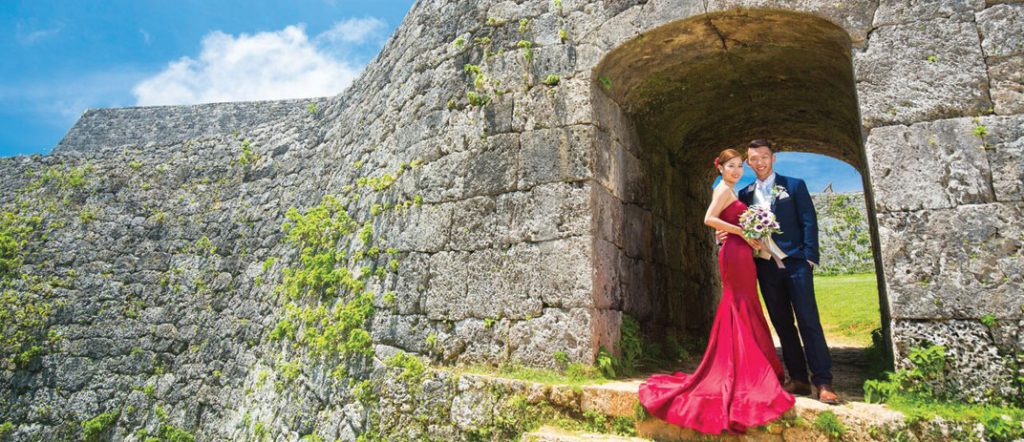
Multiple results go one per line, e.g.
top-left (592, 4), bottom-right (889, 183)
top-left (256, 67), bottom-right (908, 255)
top-left (771, 185), bottom-right (790, 200)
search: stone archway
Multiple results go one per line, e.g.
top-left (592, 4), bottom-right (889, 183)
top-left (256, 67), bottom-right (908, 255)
top-left (588, 8), bottom-right (890, 362)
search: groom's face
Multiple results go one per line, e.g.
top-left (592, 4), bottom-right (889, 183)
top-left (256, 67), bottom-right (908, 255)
top-left (746, 146), bottom-right (776, 180)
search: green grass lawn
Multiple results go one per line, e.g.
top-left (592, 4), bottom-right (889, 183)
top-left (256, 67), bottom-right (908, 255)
top-left (815, 273), bottom-right (881, 346)
top-left (760, 272), bottom-right (881, 347)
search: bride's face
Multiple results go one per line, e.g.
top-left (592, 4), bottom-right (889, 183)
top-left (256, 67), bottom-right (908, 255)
top-left (720, 157), bottom-right (744, 184)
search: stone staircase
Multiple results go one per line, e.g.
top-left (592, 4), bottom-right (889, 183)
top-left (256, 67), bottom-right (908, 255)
top-left (517, 378), bottom-right (907, 441)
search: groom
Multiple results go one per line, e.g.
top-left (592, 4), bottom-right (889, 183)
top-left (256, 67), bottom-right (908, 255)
top-left (719, 139), bottom-right (839, 405)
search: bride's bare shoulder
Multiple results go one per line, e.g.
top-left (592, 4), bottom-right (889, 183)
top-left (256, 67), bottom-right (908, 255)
top-left (711, 184), bottom-right (732, 198)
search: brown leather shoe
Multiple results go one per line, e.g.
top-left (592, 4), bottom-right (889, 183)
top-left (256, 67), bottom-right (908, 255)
top-left (817, 384), bottom-right (841, 405)
top-left (782, 379), bottom-right (812, 396)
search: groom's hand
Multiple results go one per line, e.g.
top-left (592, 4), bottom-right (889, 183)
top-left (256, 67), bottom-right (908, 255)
top-left (715, 229), bottom-right (729, 243)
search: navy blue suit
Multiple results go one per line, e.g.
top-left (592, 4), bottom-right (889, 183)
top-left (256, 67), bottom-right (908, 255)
top-left (739, 174), bottom-right (832, 386)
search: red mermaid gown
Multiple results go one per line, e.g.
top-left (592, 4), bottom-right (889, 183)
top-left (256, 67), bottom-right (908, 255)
top-left (638, 199), bottom-right (794, 435)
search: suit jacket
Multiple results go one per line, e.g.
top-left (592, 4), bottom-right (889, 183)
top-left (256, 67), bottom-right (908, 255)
top-left (738, 174), bottom-right (820, 264)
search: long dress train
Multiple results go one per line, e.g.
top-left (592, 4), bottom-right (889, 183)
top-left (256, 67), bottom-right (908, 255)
top-left (637, 199), bottom-right (794, 435)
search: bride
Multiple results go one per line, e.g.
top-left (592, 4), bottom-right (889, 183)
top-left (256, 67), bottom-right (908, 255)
top-left (637, 148), bottom-right (795, 434)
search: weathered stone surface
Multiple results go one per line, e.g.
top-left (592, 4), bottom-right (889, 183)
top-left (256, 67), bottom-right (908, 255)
top-left (977, 3), bottom-right (1024, 58)
top-left (987, 55), bottom-right (1024, 115)
top-left (706, 0), bottom-right (877, 43)
top-left (874, 0), bottom-right (984, 26)
top-left (497, 181), bottom-right (590, 243)
top-left (53, 97), bottom-right (328, 154)
top-left (425, 235), bottom-right (591, 321)
top-left (855, 19), bottom-right (991, 128)
top-left (507, 307), bottom-right (592, 367)
top-left (865, 116), bottom-right (995, 212)
top-left (892, 319), bottom-right (1019, 401)
top-left (981, 115), bottom-right (1024, 202)
top-left (511, 78), bottom-right (594, 132)
top-left (878, 203), bottom-right (1024, 320)
top-left (978, 4), bottom-right (1024, 115)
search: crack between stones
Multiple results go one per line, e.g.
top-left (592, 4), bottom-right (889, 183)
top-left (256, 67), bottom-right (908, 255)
top-left (398, 233), bottom-right (586, 256)
top-left (970, 13), bottom-right (997, 112)
top-left (877, 200), bottom-right (1009, 215)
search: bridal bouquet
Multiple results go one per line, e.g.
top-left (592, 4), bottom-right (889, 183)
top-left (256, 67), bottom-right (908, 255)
top-left (738, 205), bottom-right (788, 268)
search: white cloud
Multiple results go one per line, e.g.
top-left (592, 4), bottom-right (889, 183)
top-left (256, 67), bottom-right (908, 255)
top-left (317, 17), bottom-right (386, 45)
top-left (133, 20), bottom-right (386, 106)
top-left (16, 22), bottom-right (63, 45)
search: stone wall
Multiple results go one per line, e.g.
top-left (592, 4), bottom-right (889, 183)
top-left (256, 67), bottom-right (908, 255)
top-left (0, 0), bottom-right (1022, 440)
top-left (53, 98), bottom-right (330, 155)
top-left (812, 192), bottom-right (874, 276)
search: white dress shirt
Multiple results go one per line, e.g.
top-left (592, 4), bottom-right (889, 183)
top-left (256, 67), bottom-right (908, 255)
top-left (752, 172), bottom-right (776, 208)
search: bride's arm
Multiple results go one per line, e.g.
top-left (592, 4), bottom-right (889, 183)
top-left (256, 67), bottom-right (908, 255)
top-left (703, 187), bottom-right (744, 236)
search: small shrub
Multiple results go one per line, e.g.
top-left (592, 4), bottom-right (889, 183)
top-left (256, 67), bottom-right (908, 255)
top-left (81, 410), bottom-right (119, 442)
top-left (78, 207), bottom-right (96, 224)
top-left (238, 139), bottom-right (257, 166)
top-left (425, 332), bottom-right (439, 352)
top-left (385, 351), bottom-right (426, 384)
top-left (452, 36), bottom-right (466, 50)
top-left (517, 40), bottom-right (534, 62)
top-left (596, 346), bottom-right (616, 378)
top-left (618, 315), bottom-right (643, 376)
top-left (813, 411), bottom-right (845, 441)
top-left (973, 124), bottom-right (989, 139)
top-left (466, 91), bottom-right (490, 107)
top-left (553, 351), bottom-right (569, 368)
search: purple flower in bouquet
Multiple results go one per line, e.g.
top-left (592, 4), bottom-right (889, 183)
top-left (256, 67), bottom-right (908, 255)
top-left (739, 205), bottom-right (782, 240)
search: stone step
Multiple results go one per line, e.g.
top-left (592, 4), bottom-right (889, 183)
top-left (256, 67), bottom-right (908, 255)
top-left (578, 380), bottom-right (905, 442)
top-left (453, 371), bottom-right (906, 441)
top-left (521, 425), bottom-right (652, 441)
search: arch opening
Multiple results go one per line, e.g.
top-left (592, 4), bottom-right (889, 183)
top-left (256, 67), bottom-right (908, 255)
top-left (589, 8), bottom-right (890, 372)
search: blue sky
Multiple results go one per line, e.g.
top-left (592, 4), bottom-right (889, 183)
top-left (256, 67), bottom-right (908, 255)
top-left (714, 153), bottom-right (863, 193)
top-left (1, 0), bottom-right (414, 156)
top-left (0, 1), bottom-right (862, 192)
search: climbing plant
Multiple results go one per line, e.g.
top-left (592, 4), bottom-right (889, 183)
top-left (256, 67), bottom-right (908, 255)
top-left (0, 162), bottom-right (91, 370)
top-left (818, 194), bottom-right (873, 275)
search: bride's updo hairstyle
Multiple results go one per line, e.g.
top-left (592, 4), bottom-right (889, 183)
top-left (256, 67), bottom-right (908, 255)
top-left (714, 148), bottom-right (743, 175)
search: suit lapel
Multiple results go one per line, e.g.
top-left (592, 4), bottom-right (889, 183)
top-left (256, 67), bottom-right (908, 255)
top-left (741, 182), bottom-right (756, 204)
top-left (771, 174), bottom-right (787, 213)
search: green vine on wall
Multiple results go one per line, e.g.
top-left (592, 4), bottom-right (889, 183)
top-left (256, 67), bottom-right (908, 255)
top-left (0, 162), bottom-right (91, 371)
top-left (260, 156), bottom-right (424, 405)
top-left (819, 194), bottom-right (873, 276)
